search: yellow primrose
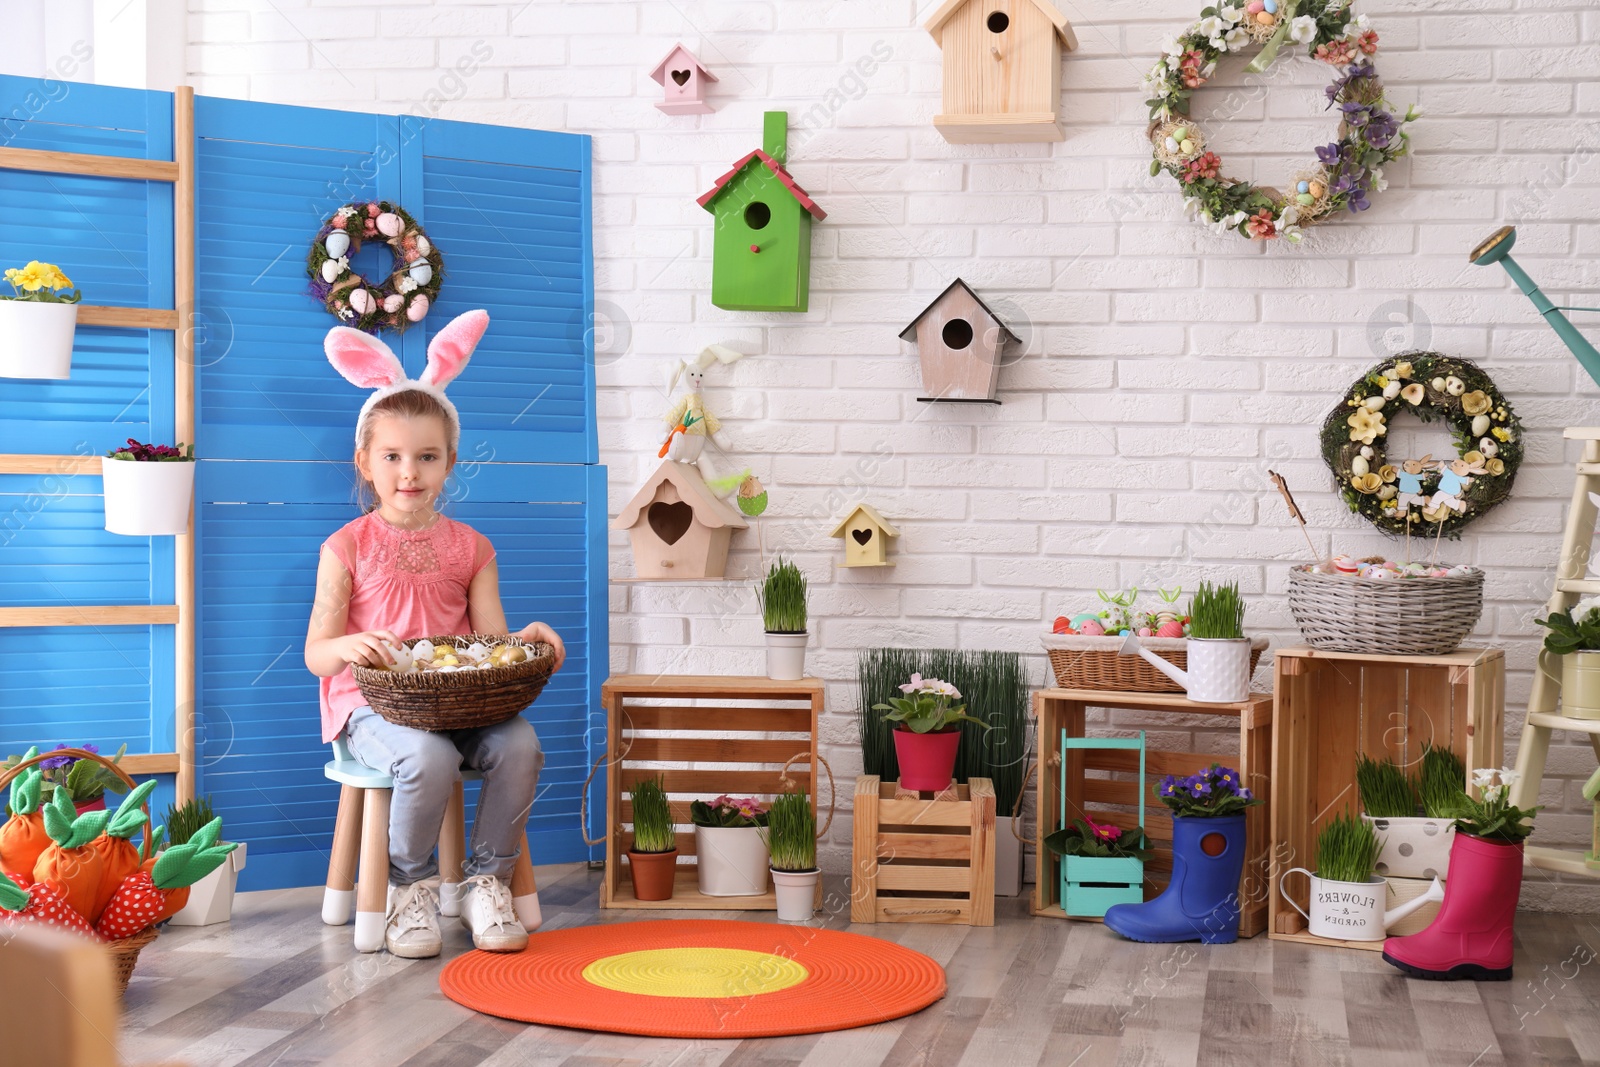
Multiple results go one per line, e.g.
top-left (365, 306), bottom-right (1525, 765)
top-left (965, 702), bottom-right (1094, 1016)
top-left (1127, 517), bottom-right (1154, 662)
top-left (1347, 408), bottom-right (1386, 445)
top-left (1460, 390), bottom-right (1492, 416)
top-left (13, 262), bottom-right (47, 291)
top-left (1492, 427), bottom-right (1512, 442)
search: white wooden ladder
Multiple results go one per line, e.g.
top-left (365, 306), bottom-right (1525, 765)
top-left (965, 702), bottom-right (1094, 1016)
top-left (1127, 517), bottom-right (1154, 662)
top-left (1512, 427), bottom-right (1600, 876)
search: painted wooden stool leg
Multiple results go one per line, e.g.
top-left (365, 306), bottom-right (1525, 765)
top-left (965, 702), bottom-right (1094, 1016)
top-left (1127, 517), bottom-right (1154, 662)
top-left (354, 788), bottom-right (391, 952)
top-left (438, 780), bottom-right (467, 918)
top-left (322, 784), bottom-right (365, 926)
top-left (510, 831), bottom-right (541, 930)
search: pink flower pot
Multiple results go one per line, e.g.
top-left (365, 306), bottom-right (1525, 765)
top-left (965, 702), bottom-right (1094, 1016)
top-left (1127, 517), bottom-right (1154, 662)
top-left (892, 727), bottom-right (961, 791)
top-left (73, 796), bottom-right (106, 814)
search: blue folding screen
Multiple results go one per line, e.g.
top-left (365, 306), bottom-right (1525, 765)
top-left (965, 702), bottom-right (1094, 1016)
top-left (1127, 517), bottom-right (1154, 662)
top-left (0, 77), bottom-right (604, 892)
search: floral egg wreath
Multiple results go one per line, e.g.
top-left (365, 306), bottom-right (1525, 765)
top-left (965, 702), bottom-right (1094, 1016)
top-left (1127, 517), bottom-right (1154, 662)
top-left (1319, 353), bottom-right (1522, 539)
top-left (1144, 0), bottom-right (1419, 242)
top-left (306, 201), bottom-right (444, 334)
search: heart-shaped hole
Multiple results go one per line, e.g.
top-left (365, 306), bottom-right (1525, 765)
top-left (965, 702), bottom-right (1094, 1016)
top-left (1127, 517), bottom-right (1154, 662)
top-left (671, 69), bottom-right (690, 86)
top-left (648, 501), bottom-right (694, 546)
top-left (852, 528), bottom-right (873, 546)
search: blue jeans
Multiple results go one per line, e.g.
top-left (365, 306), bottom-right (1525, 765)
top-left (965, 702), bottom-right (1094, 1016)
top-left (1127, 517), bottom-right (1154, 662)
top-left (343, 705), bottom-right (543, 885)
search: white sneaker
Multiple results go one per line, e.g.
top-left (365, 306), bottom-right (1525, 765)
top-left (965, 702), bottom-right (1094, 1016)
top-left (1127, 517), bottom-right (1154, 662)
top-left (385, 881), bottom-right (442, 959)
top-left (459, 874), bottom-right (528, 953)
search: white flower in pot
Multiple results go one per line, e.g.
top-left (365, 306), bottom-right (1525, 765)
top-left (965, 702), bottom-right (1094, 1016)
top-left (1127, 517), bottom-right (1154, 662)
top-left (0, 260), bottom-right (81, 379)
top-left (758, 556), bottom-right (808, 681)
top-left (101, 440), bottom-right (197, 536)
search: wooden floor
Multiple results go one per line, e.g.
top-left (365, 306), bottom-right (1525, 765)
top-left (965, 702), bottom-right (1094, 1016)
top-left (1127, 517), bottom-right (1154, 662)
top-left (122, 862), bottom-right (1600, 1067)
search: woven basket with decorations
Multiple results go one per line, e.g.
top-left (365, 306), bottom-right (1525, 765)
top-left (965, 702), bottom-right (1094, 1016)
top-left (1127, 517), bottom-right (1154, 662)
top-left (351, 634), bottom-right (557, 731)
top-left (1287, 565), bottom-right (1484, 656)
top-left (1041, 634), bottom-right (1269, 693)
top-left (0, 747), bottom-right (236, 996)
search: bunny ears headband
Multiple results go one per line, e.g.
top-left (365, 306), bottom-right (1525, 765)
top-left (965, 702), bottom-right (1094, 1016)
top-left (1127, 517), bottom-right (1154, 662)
top-left (324, 309), bottom-right (489, 450)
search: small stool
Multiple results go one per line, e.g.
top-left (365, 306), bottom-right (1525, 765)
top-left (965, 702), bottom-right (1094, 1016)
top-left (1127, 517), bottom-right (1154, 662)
top-left (322, 737), bottom-right (541, 952)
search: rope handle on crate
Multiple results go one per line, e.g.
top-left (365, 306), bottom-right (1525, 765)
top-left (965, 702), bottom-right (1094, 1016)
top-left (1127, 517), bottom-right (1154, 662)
top-left (1010, 756), bottom-right (1037, 842)
top-left (779, 751), bottom-right (835, 838)
top-left (579, 752), bottom-right (608, 847)
top-left (0, 747), bottom-right (155, 857)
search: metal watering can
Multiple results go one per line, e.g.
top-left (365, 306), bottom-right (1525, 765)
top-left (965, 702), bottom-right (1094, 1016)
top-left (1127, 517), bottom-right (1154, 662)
top-left (1471, 226), bottom-right (1600, 388)
top-left (1280, 870), bottom-right (1445, 942)
top-left (1119, 632), bottom-right (1252, 704)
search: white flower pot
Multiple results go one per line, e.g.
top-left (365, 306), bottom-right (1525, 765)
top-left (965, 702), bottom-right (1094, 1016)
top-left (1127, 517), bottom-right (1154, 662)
top-left (1364, 814), bottom-right (1455, 879)
top-left (695, 825), bottom-right (770, 896)
top-left (771, 867), bottom-right (819, 921)
top-left (166, 841), bottom-right (246, 926)
top-left (0, 300), bottom-right (77, 379)
top-left (101, 457), bottom-right (195, 536)
top-left (765, 632), bottom-right (808, 681)
top-left (1181, 637), bottom-right (1252, 703)
top-left (995, 816), bottom-right (1024, 897)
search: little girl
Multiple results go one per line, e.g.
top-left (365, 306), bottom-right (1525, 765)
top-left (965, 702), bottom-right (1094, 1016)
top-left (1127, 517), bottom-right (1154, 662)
top-left (304, 310), bottom-right (565, 958)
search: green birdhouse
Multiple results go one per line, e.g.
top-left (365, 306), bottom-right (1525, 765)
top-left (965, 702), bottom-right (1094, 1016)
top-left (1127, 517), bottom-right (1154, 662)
top-left (698, 111), bottom-right (826, 313)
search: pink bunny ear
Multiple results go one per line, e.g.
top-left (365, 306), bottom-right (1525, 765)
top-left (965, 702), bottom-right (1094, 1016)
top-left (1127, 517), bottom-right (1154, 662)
top-left (325, 327), bottom-right (404, 389)
top-left (420, 310), bottom-right (489, 390)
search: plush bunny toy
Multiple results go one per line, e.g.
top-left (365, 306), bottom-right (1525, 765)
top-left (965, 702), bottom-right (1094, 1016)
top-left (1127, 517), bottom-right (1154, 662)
top-left (661, 343), bottom-right (744, 488)
top-left (324, 309), bottom-right (489, 450)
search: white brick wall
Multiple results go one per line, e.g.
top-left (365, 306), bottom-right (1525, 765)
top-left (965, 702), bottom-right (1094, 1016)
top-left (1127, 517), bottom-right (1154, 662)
top-left (186, 0), bottom-right (1600, 908)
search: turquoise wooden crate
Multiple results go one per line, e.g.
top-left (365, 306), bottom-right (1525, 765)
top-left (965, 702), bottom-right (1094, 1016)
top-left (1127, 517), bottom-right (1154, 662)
top-left (1058, 731), bottom-right (1146, 918)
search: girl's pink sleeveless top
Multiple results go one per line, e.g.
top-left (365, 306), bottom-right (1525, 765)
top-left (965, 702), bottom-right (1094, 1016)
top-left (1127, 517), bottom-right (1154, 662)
top-left (318, 511), bottom-right (495, 742)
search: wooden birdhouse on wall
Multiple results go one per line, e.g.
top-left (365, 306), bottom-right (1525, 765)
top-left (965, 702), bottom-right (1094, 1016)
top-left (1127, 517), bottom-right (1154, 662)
top-left (925, 0), bottom-right (1078, 144)
top-left (650, 42), bottom-right (717, 115)
top-left (830, 503), bottom-right (899, 568)
top-left (698, 111), bottom-right (827, 313)
top-left (613, 459), bottom-right (748, 579)
top-left (900, 279), bottom-right (1019, 404)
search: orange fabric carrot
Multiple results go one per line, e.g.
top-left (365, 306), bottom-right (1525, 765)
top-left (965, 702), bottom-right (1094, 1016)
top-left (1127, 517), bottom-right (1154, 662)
top-left (0, 754), bottom-right (49, 879)
top-left (85, 779), bottom-right (156, 924)
top-left (32, 786), bottom-right (109, 921)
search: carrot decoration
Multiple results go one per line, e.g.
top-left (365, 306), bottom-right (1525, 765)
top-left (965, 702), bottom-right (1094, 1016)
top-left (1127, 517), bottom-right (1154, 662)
top-left (95, 821), bottom-right (235, 941)
top-left (0, 868), bottom-right (98, 939)
top-left (0, 749), bottom-right (50, 878)
top-left (657, 410), bottom-right (702, 458)
top-left (85, 779), bottom-right (156, 924)
top-left (32, 786), bottom-right (110, 920)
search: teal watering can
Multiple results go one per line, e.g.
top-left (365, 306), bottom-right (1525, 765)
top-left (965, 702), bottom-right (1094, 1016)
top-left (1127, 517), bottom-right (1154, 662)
top-left (1471, 226), bottom-right (1600, 388)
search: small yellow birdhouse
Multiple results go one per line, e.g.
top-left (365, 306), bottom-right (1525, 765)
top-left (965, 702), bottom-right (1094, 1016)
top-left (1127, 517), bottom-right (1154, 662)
top-left (829, 503), bottom-right (899, 567)
top-left (925, 0), bottom-right (1078, 144)
top-left (613, 459), bottom-right (748, 579)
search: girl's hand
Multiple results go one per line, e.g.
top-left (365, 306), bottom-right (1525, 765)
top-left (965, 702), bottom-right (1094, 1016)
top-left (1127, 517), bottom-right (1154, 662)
top-left (337, 630), bottom-right (402, 669)
top-left (516, 622), bottom-right (566, 671)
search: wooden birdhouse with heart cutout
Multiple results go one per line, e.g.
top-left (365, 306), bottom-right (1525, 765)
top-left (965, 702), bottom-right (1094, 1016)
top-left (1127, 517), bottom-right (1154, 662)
top-left (613, 459), bottom-right (747, 579)
top-left (830, 503), bottom-right (899, 568)
top-left (925, 0), bottom-right (1077, 144)
top-left (650, 42), bottom-right (717, 115)
top-left (900, 278), bottom-right (1019, 403)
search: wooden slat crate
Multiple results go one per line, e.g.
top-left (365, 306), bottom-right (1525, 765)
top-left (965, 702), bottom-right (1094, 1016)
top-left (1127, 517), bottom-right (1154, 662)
top-left (599, 674), bottom-right (823, 910)
top-left (1031, 687), bottom-right (1274, 938)
top-left (851, 775), bottom-right (996, 925)
top-left (1270, 646), bottom-right (1503, 951)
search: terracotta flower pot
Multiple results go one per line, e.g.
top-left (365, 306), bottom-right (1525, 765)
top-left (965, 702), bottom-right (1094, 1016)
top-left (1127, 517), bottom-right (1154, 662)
top-left (627, 848), bottom-right (679, 901)
top-left (892, 726), bottom-right (961, 791)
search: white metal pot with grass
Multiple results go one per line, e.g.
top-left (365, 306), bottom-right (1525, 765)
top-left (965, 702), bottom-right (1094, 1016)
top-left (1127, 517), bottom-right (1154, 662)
top-left (1118, 579), bottom-right (1258, 704)
top-left (759, 556), bottom-right (809, 681)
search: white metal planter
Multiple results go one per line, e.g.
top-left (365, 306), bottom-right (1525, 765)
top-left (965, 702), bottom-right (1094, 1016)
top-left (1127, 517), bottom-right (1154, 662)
top-left (1364, 814), bottom-right (1455, 880)
top-left (101, 457), bottom-right (195, 536)
top-left (1279, 868), bottom-right (1442, 942)
top-left (167, 841), bottom-right (246, 926)
top-left (695, 825), bottom-right (770, 896)
top-left (0, 300), bottom-right (77, 379)
top-left (765, 632), bottom-right (808, 681)
top-left (771, 867), bottom-right (819, 921)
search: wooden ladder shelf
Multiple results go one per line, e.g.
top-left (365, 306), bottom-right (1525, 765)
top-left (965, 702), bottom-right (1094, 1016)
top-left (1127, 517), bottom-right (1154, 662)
top-left (1513, 427), bottom-right (1600, 877)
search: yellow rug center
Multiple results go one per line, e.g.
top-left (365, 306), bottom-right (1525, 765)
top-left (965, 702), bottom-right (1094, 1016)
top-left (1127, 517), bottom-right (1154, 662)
top-left (582, 947), bottom-right (809, 999)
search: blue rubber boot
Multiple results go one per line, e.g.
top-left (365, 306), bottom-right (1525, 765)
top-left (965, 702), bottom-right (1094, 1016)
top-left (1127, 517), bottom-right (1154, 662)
top-left (1103, 814), bottom-right (1246, 945)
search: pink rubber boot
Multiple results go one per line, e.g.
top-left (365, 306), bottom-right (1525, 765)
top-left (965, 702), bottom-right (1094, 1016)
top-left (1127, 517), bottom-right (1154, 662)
top-left (1381, 832), bottom-right (1522, 981)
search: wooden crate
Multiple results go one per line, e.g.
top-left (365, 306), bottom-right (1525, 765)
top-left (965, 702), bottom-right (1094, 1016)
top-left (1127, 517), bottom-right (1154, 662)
top-left (1270, 646), bottom-right (1504, 951)
top-left (599, 674), bottom-right (823, 911)
top-left (850, 775), bottom-right (996, 925)
top-left (1031, 688), bottom-right (1274, 939)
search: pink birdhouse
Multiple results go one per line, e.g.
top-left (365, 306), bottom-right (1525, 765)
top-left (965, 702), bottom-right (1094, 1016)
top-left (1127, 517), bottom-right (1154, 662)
top-left (650, 43), bottom-right (717, 116)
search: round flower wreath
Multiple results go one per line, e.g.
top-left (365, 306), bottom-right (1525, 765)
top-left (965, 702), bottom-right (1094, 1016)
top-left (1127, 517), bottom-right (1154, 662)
top-left (1145, 0), bottom-right (1420, 242)
top-left (306, 201), bottom-right (444, 334)
top-left (1319, 353), bottom-right (1523, 539)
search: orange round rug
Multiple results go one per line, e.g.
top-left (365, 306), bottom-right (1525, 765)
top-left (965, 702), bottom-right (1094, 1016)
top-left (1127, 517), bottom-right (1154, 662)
top-left (438, 919), bottom-right (946, 1038)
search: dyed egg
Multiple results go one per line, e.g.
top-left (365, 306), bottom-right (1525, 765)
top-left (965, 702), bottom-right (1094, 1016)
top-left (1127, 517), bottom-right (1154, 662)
top-left (1297, 181), bottom-right (1310, 194)
top-left (1138, 627), bottom-right (1154, 637)
top-left (415, 235), bottom-right (431, 256)
top-left (383, 293), bottom-right (404, 313)
top-left (381, 641), bottom-right (414, 672)
top-left (463, 641), bottom-right (491, 664)
top-left (1078, 618), bottom-right (1106, 637)
top-left (1052, 616), bottom-right (1071, 634)
top-left (1351, 455), bottom-right (1370, 476)
top-left (1309, 181), bottom-right (1326, 198)
top-left (1165, 136), bottom-right (1180, 153)
top-left (320, 258), bottom-right (343, 283)
top-left (1256, 11), bottom-right (1276, 24)
top-left (349, 287), bottom-right (374, 316)
top-left (1246, 0), bottom-right (1264, 11)
top-left (1445, 376), bottom-right (1466, 396)
top-left (1431, 377), bottom-right (1447, 391)
top-left (407, 260), bottom-right (433, 285)
top-left (1263, 0), bottom-right (1278, 12)
top-left (1171, 127), bottom-right (1190, 142)
top-left (324, 231), bottom-right (351, 258)
top-left (1333, 555), bottom-right (1360, 575)
top-left (406, 294), bottom-right (430, 322)
top-left (1471, 414), bottom-right (1490, 436)
top-left (376, 212), bottom-right (404, 238)
top-left (1179, 138), bottom-right (1195, 154)
top-left (1297, 193), bottom-right (1315, 206)
top-left (411, 639), bottom-right (437, 663)
top-left (1156, 620), bottom-right (1186, 638)
top-left (1368, 568), bottom-right (1397, 580)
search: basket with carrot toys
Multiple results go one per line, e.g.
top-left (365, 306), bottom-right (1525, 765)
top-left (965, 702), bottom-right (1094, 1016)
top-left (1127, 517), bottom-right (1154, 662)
top-left (1042, 587), bottom-right (1266, 693)
top-left (0, 747), bottom-right (236, 995)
